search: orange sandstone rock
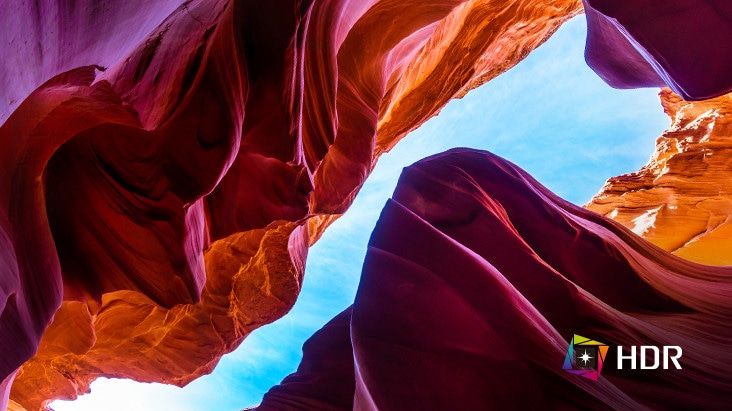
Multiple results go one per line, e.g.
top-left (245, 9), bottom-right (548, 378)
top-left (587, 89), bottom-right (732, 266)
top-left (3, 0), bottom-right (582, 409)
top-left (13, 221), bottom-right (306, 411)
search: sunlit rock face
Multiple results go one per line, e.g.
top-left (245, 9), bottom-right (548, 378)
top-left (258, 148), bottom-right (732, 410)
top-left (0, 0), bottom-right (584, 409)
top-left (4, 0), bottom-right (732, 408)
top-left (587, 89), bottom-right (732, 266)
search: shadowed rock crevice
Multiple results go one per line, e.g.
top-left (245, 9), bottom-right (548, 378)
top-left (2, 0), bottom-right (732, 409)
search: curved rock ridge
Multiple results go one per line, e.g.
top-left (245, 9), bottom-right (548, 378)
top-left (1, 0), bottom-right (585, 409)
top-left (4, 0), bottom-right (732, 408)
top-left (587, 89), bottom-right (732, 266)
top-left (583, 0), bottom-right (732, 101)
top-left (258, 148), bottom-right (732, 410)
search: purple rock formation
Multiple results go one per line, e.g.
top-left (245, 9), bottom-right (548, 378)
top-left (259, 148), bottom-right (732, 410)
top-left (584, 0), bottom-right (732, 100)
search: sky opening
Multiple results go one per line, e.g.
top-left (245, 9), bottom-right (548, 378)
top-left (51, 15), bottom-right (669, 411)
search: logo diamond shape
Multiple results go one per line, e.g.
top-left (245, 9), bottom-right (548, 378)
top-left (563, 334), bottom-right (609, 380)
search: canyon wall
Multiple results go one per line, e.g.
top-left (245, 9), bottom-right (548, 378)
top-left (258, 148), bottom-right (732, 410)
top-left (587, 89), bottom-right (732, 266)
top-left (1, 0), bottom-right (583, 409)
top-left (2, 0), bottom-right (732, 409)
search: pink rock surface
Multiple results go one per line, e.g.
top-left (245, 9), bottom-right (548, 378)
top-left (4, 0), bottom-right (732, 408)
top-left (259, 149), bottom-right (732, 410)
top-left (1, 0), bottom-right (582, 408)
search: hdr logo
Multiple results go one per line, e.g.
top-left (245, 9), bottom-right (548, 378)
top-left (563, 334), bottom-right (683, 380)
top-left (617, 345), bottom-right (683, 370)
top-left (562, 334), bottom-right (609, 380)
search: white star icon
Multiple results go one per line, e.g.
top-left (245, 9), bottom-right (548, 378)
top-left (579, 350), bottom-right (593, 365)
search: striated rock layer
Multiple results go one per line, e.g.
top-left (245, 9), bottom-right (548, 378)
top-left (1, 0), bottom-right (585, 409)
top-left (587, 89), bottom-right (732, 266)
top-left (3, 0), bottom-right (732, 409)
top-left (258, 148), bottom-right (732, 410)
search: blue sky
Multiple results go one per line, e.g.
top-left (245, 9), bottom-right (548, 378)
top-left (51, 15), bottom-right (669, 411)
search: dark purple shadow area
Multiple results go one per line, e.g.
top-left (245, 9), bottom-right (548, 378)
top-left (583, 0), bottom-right (732, 100)
top-left (257, 308), bottom-right (355, 411)
top-left (258, 148), bottom-right (732, 410)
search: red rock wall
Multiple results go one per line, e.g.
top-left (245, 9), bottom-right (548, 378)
top-left (0, 0), bottom-right (583, 409)
top-left (5, 0), bottom-right (732, 408)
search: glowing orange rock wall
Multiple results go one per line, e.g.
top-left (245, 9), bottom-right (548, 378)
top-left (2, 0), bottom-right (582, 409)
top-left (587, 89), bottom-right (732, 266)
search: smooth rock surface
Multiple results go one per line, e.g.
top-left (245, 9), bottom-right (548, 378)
top-left (4, 0), bottom-right (732, 408)
top-left (259, 148), bottom-right (732, 410)
top-left (1, 0), bottom-right (582, 408)
top-left (583, 0), bottom-right (732, 100)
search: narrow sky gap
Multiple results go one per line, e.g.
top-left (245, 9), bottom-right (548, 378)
top-left (51, 15), bottom-right (669, 411)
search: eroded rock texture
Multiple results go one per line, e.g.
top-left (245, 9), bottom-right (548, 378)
top-left (0, 0), bottom-right (585, 409)
top-left (258, 149), bottom-right (732, 410)
top-left (4, 0), bottom-right (732, 409)
top-left (588, 89), bottom-right (732, 266)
